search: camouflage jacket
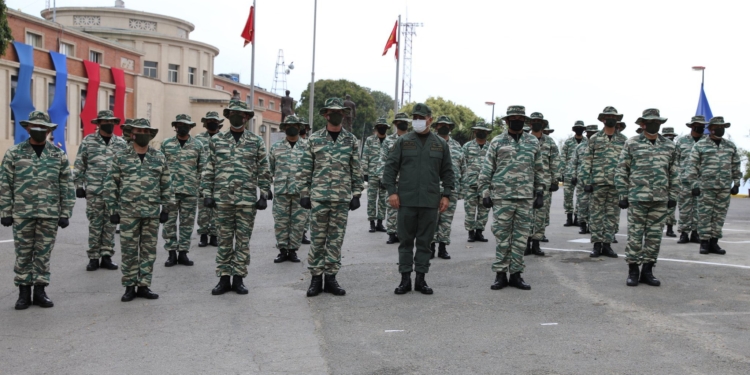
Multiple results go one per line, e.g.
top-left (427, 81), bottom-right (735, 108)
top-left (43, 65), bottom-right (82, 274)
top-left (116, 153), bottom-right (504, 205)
top-left (361, 135), bottom-right (387, 177)
top-left (0, 141), bottom-right (75, 219)
top-left (443, 137), bottom-right (465, 197)
top-left (461, 140), bottom-right (489, 191)
top-left (478, 131), bottom-right (544, 200)
top-left (536, 134), bottom-right (560, 187)
top-left (567, 138), bottom-right (589, 179)
top-left (103, 145), bottom-right (173, 218)
top-left (580, 131), bottom-right (627, 186)
top-left (685, 137), bottom-right (741, 191)
top-left (376, 132), bottom-right (401, 179)
top-left (674, 134), bottom-right (705, 185)
top-left (73, 132), bottom-right (128, 196)
top-left (615, 134), bottom-right (679, 202)
top-left (201, 130), bottom-right (272, 206)
top-left (297, 128), bottom-right (364, 202)
top-left (560, 137), bottom-right (584, 179)
top-left (269, 138), bottom-right (305, 195)
top-left (160, 136), bottom-right (206, 196)
top-left (194, 131), bottom-right (222, 154)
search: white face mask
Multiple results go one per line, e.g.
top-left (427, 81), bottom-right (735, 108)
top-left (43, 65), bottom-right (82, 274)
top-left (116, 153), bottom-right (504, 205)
top-left (412, 119), bottom-right (427, 133)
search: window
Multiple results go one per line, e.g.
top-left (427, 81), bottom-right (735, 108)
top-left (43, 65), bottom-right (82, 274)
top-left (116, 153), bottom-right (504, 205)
top-left (258, 98), bottom-right (265, 108)
top-left (188, 67), bottom-right (196, 85)
top-left (59, 42), bottom-right (75, 57)
top-left (202, 70), bottom-right (208, 86)
top-left (89, 50), bottom-right (103, 63)
top-left (109, 95), bottom-right (115, 111)
top-left (25, 32), bottom-right (42, 48)
top-left (246, 95), bottom-right (252, 105)
top-left (48, 82), bottom-right (56, 108)
top-left (143, 61), bottom-right (158, 78)
top-left (168, 64), bottom-right (179, 83)
top-left (269, 101), bottom-right (275, 110)
top-left (10, 76), bottom-right (18, 122)
top-left (215, 84), bottom-right (224, 90)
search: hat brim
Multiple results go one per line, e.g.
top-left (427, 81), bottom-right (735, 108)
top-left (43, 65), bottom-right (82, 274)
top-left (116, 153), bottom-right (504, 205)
top-left (21, 120), bottom-right (58, 130)
top-left (597, 113), bottom-right (624, 122)
top-left (91, 117), bottom-right (121, 125)
top-left (709, 122), bottom-right (731, 128)
top-left (392, 118), bottom-right (412, 125)
top-left (685, 120), bottom-right (707, 127)
top-left (223, 108), bottom-right (255, 118)
top-left (472, 126), bottom-right (491, 131)
top-left (662, 133), bottom-right (677, 136)
top-left (544, 129), bottom-right (555, 133)
top-left (318, 106), bottom-right (351, 115)
top-left (172, 120), bottom-right (196, 127)
top-left (636, 117), bottom-right (668, 125)
top-left (202, 117), bottom-right (225, 123)
top-left (501, 114), bottom-right (529, 121)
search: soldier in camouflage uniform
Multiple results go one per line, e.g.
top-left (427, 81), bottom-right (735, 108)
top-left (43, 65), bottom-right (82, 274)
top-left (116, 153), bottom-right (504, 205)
top-left (660, 127), bottom-right (678, 237)
top-left (104, 118), bottom-right (172, 301)
top-left (195, 111), bottom-right (224, 247)
top-left (560, 121), bottom-right (586, 226)
top-left (298, 117), bottom-right (312, 245)
top-left (298, 97), bottom-right (364, 297)
top-left (431, 115), bottom-right (464, 260)
top-left (526, 113), bottom-right (559, 256)
top-left (685, 117), bottom-right (741, 255)
top-left (615, 108), bottom-right (678, 287)
top-left (581, 107), bottom-right (628, 258)
top-left (541, 123), bottom-right (559, 242)
top-left (161, 114), bottom-right (206, 267)
top-left (202, 100), bottom-right (271, 296)
top-left (462, 122), bottom-right (491, 243)
top-left (569, 125), bottom-right (597, 234)
top-left (270, 115), bottom-right (306, 263)
top-left (362, 118), bottom-right (389, 233)
top-left (378, 112), bottom-right (412, 244)
top-left (74, 110), bottom-right (128, 272)
top-left (1, 111), bottom-right (75, 310)
top-left (676, 116), bottom-right (708, 244)
top-left (479, 106), bottom-right (544, 291)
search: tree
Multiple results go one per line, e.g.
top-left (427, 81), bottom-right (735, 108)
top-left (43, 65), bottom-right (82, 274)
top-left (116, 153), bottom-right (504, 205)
top-left (296, 79), bottom-right (376, 140)
top-left (370, 90), bottom-right (394, 118)
top-left (0, 0), bottom-right (12, 57)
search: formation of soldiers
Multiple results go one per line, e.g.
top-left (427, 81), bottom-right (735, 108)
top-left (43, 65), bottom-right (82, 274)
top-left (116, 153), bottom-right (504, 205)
top-left (1, 98), bottom-right (741, 309)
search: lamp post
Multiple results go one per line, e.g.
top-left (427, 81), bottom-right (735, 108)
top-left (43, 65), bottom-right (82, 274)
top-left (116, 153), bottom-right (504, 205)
top-left (485, 101), bottom-right (495, 126)
top-left (692, 66), bottom-right (705, 84)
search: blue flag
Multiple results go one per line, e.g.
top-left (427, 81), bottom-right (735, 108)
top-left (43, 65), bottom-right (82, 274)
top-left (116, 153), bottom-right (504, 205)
top-left (695, 82), bottom-right (713, 134)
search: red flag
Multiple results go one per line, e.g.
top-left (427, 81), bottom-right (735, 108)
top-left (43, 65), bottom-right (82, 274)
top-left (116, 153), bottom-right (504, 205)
top-left (241, 6), bottom-right (254, 47)
top-left (382, 20), bottom-right (398, 59)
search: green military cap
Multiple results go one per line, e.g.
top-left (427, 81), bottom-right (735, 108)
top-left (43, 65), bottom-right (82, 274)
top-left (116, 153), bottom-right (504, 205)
top-left (543, 123), bottom-right (554, 134)
top-left (432, 115), bottom-right (455, 129)
top-left (472, 120), bottom-right (491, 131)
top-left (122, 118), bottom-right (159, 137)
top-left (528, 112), bottom-right (548, 125)
top-left (172, 114), bottom-right (196, 128)
top-left (375, 117), bottom-right (390, 126)
top-left (21, 111), bottom-right (58, 130)
top-left (708, 116), bottom-right (731, 128)
top-left (635, 108), bottom-right (667, 125)
top-left (412, 103), bottom-right (432, 117)
top-left (91, 110), bottom-right (121, 125)
top-left (318, 97), bottom-right (351, 115)
top-left (502, 105), bottom-right (529, 120)
top-left (597, 106), bottom-right (624, 122)
top-left (299, 117), bottom-right (311, 129)
top-left (661, 127), bottom-right (676, 136)
top-left (685, 115), bottom-right (707, 127)
top-left (201, 111), bottom-right (225, 124)
top-left (572, 120), bottom-right (585, 129)
top-left (617, 121), bottom-right (626, 130)
top-left (585, 124), bottom-right (599, 132)
top-left (280, 115), bottom-right (303, 130)
top-left (393, 112), bottom-right (412, 125)
top-left (223, 100), bottom-right (255, 118)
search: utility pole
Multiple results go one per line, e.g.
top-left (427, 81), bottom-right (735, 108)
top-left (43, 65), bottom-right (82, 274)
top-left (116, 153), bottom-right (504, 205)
top-left (400, 20), bottom-right (422, 106)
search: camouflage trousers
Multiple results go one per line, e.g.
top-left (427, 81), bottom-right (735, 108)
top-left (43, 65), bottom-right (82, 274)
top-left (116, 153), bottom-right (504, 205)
top-left (197, 195), bottom-right (218, 236)
top-left (367, 178), bottom-right (387, 221)
top-left (563, 183), bottom-right (577, 214)
top-left (464, 185), bottom-right (490, 231)
top-left (697, 189), bottom-right (731, 240)
top-left (398, 206), bottom-right (438, 274)
top-left (543, 192), bottom-right (552, 228)
top-left (120, 217), bottom-right (159, 287)
top-left (85, 194), bottom-right (116, 259)
top-left (308, 201), bottom-right (349, 276)
top-left (589, 185), bottom-right (619, 243)
top-left (531, 192), bottom-right (550, 240)
top-left (162, 194), bottom-right (197, 253)
top-left (433, 195), bottom-right (458, 245)
top-left (13, 218), bottom-right (58, 286)
top-left (677, 188), bottom-right (699, 233)
top-left (491, 199), bottom-right (532, 274)
top-left (577, 186), bottom-right (590, 223)
top-left (625, 201), bottom-right (667, 265)
top-left (273, 193), bottom-right (306, 250)
top-left (216, 204), bottom-right (257, 277)
top-left (666, 205), bottom-right (677, 226)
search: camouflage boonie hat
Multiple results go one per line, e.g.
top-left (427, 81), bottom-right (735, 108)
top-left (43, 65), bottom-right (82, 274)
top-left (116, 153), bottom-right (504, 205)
top-left (172, 114), bottom-right (196, 128)
top-left (412, 103), bottom-right (432, 117)
top-left (586, 124), bottom-right (599, 132)
top-left (543, 123), bottom-right (554, 134)
top-left (472, 120), bottom-right (491, 131)
top-left (122, 118), bottom-right (159, 138)
top-left (280, 115), bottom-right (303, 130)
top-left (392, 112), bottom-right (412, 125)
top-left (223, 100), bottom-right (255, 118)
top-left (708, 116), bottom-right (731, 128)
top-left (617, 121), bottom-right (626, 130)
top-left (201, 111), bottom-right (225, 124)
top-left (597, 106), bottom-right (624, 122)
top-left (91, 110), bottom-right (120, 125)
top-left (21, 111), bottom-right (58, 130)
top-left (299, 117), bottom-right (311, 129)
top-left (501, 105), bottom-right (528, 120)
top-left (375, 117), bottom-right (390, 126)
top-left (528, 112), bottom-right (549, 126)
top-left (318, 97), bottom-right (351, 115)
top-left (685, 115), bottom-right (708, 127)
top-left (661, 127), bottom-right (676, 136)
top-left (635, 108), bottom-right (667, 125)
top-left (432, 115), bottom-right (455, 129)
top-left (523, 125), bottom-right (531, 132)
top-left (572, 120), bottom-right (585, 129)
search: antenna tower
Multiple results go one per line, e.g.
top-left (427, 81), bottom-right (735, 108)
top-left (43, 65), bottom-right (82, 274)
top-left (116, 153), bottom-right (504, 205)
top-left (400, 21), bottom-right (422, 106)
top-left (272, 49), bottom-right (293, 95)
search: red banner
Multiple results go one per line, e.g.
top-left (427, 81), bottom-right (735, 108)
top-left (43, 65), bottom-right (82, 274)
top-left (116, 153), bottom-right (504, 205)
top-left (241, 6), bottom-right (254, 47)
top-left (81, 61), bottom-right (100, 137)
top-left (111, 68), bottom-right (125, 136)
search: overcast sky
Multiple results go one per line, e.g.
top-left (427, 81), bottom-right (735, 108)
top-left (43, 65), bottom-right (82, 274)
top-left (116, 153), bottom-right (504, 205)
top-left (9, 0), bottom-right (750, 146)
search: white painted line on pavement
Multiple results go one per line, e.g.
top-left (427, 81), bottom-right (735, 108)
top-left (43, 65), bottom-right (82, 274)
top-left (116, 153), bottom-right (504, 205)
top-left (540, 247), bottom-right (750, 270)
top-left (540, 323), bottom-right (558, 326)
top-left (672, 312), bottom-right (750, 317)
top-left (568, 238), bottom-right (591, 243)
top-left (384, 330), bottom-right (404, 333)
top-left (0, 239), bottom-right (13, 243)
top-left (720, 229), bottom-right (750, 232)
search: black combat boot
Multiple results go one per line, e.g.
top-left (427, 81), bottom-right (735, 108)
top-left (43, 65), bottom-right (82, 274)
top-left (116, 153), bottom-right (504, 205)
top-left (467, 230), bottom-right (476, 242)
top-left (699, 240), bottom-right (710, 254)
top-left (665, 225), bottom-right (676, 237)
top-left (639, 262), bottom-right (661, 286)
top-left (274, 249), bottom-right (288, 263)
top-left (301, 231), bottom-right (311, 245)
top-left (508, 272), bottom-right (531, 290)
top-left (287, 249), bottom-right (301, 263)
top-left (579, 221), bottom-right (588, 234)
top-left (524, 238), bottom-right (532, 256)
top-left (573, 215), bottom-right (579, 226)
top-left (15, 285), bottom-right (32, 310)
top-left (121, 286), bottom-right (136, 302)
top-left (136, 286), bottom-right (159, 299)
top-left (474, 229), bottom-right (489, 242)
top-left (690, 230), bottom-right (700, 243)
top-left (177, 251), bottom-right (194, 266)
top-left (626, 264), bottom-right (640, 287)
top-left (212, 276), bottom-right (232, 295)
top-left (387, 233), bottom-right (400, 244)
top-left (677, 231), bottom-right (690, 244)
top-left (490, 272), bottom-right (508, 290)
top-left (165, 250), bottom-right (177, 267)
top-left (601, 243), bottom-right (618, 258)
top-left (564, 213), bottom-right (574, 227)
top-left (209, 235), bottom-right (219, 247)
top-left (438, 243), bottom-right (451, 259)
top-left (369, 220), bottom-right (376, 233)
top-left (306, 275), bottom-right (323, 297)
top-left (323, 274), bottom-right (346, 296)
top-left (430, 242), bottom-right (436, 259)
top-left (590, 242), bottom-right (602, 258)
top-left (540, 235), bottom-right (549, 243)
top-left (198, 234), bottom-right (208, 247)
top-left (375, 220), bottom-right (387, 232)
top-left (86, 258), bottom-right (99, 271)
top-left (531, 240), bottom-right (545, 256)
top-left (394, 272), bottom-right (412, 295)
top-left (414, 272), bottom-right (433, 295)
top-left (612, 234), bottom-right (618, 243)
top-left (232, 276), bottom-right (248, 294)
top-left (100, 256), bottom-right (118, 270)
top-left (709, 238), bottom-right (726, 255)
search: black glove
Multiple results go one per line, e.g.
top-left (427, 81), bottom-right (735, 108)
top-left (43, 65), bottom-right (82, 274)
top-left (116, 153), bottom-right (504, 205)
top-left (692, 188), bottom-right (701, 197)
top-left (560, 176), bottom-right (564, 183)
top-left (76, 187), bottom-right (86, 199)
top-left (203, 197), bottom-right (216, 208)
top-left (731, 185), bottom-right (739, 195)
top-left (482, 197), bottom-right (493, 208)
top-left (364, 175), bottom-right (369, 182)
top-left (110, 214), bottom-right (120, 224)
top-left (667, 199), bottom-right (677, 208)
top-left (256, 195), bottom-right (268, 210)
top-left (159, 209), bottom-right (169, 223)
top-left (571, 177), bottom-right (578, 186)
top-left (1, 217), bottom-right (13, 227)
top-left (549, 183), bottom-right (559, 192)
top-left (584, 185), bottom-right (594, 193)
top-left (533, 191), bottom-right (544, 209)
top-left (300, 197), bottom-right (312, 209)
top-left (58, 218), bottom-right (69, 228)
top-left (618, 198), bottom-right (629, 209)
top-left (349, 196), bottom-right (361, 211)
top-left (267, 190), bottom-right (274, 201)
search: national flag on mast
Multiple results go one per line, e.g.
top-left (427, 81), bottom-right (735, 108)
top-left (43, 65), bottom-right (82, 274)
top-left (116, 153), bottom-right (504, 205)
top-left (241, 6), bottom-right (255, 47)
top-left (382, 20), bottom-right (398, 59)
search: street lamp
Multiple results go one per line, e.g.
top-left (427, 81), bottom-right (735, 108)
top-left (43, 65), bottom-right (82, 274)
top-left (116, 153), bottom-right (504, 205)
top-left (692, 66), bottom-right (705, 84)
top-left (485, 101), bottom-right (495, 126)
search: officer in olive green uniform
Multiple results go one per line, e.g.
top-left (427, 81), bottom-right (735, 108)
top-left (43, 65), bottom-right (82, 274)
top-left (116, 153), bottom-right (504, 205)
top-left (195, 111), bottom-right (224, 247)
top-left (383, 103), bottom-right (454, 295)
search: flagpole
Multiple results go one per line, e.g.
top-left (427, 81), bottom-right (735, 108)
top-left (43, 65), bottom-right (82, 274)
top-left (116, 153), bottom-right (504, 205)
top-left (309, 0), bottom-right (318, 131)
top-left (393, 15), bottom-right (400, 114)
top-left (249, 0), bottom-right (256, 116)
